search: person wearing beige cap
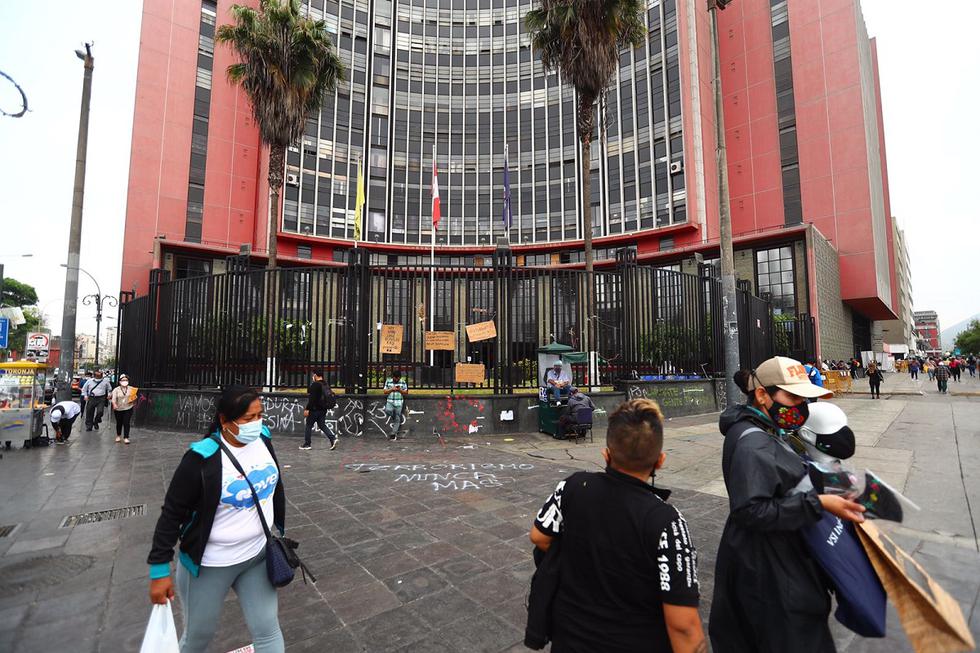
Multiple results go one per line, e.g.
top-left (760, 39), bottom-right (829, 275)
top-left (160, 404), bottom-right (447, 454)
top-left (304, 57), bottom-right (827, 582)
top-left (709, 356), bottom-right (865, 653)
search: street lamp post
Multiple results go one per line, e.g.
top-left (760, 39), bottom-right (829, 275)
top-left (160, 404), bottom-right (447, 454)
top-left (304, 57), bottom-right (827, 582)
top-left (81, 293), bottom-right (117, 367)
top-left (60, 263), bottom-right (115, 369)
top-left (58, 43), bottom-right (94, 401)
top-left (708, 0), bottom-right (740, 405)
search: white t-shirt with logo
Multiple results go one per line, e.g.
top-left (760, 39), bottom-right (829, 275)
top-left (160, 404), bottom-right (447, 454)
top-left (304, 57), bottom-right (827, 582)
top-left (201, 435), bottom-right (279, 567)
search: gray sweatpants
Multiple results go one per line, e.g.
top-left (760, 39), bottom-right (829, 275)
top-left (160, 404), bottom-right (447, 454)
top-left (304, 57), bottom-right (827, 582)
top-left (175, 550), bottom-right (283, 653)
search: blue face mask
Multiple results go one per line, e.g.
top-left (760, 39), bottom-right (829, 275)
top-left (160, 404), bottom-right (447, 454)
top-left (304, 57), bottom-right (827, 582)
top-left (233, 418), bottom-right (263, 444)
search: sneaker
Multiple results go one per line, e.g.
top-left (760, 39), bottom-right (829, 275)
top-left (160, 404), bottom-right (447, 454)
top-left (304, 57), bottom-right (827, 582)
top-left (115, 436), bottom-right (122, 443)
top-left (329, 440), bottom-right (337, 450)
top-left (299, 444), bottom-right (312, 450)
top-left (124, 438), bottom-right (130, 445)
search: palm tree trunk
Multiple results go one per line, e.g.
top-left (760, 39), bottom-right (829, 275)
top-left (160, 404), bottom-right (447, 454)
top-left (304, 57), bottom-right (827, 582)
top-left (267, 144), bottom-right (285, 269)
top-left (578, 92), bottom-right (597, 385)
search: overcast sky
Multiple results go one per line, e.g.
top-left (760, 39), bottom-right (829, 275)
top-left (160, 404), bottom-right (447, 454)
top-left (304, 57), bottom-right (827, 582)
top-left (0, 1), bottom-right (977, 343)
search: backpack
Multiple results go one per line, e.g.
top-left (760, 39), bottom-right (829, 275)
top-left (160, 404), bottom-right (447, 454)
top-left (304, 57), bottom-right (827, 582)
top-left (321, 383), bottom-right (337, 410)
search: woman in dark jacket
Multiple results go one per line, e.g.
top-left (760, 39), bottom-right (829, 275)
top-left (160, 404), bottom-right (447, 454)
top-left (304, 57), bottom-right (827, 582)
top-left (709, 357), bottom-right (866, 653)
top-left (147, 386), bottom-right (286, 653)
top-left (867, 363), bottom-right (884, 399)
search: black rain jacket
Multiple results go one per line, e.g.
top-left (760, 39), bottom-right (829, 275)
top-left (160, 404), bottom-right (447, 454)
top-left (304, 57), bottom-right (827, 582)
top-left (708, 404), bottom-right (835, 653)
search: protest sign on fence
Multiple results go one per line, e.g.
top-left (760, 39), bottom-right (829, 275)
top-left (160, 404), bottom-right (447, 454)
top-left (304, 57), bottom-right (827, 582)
top-left (424, 331), bottom-right (455, 351)
top-left (380, 325), bottom-right (404, 354)
top-left (455, 363), bottom-right (485, 384)
top-left (465, 320), bottom-right (496, 342)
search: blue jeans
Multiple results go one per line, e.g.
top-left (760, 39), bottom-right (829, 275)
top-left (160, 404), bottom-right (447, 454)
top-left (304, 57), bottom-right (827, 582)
top-left (175, 550), bottom-right (283, 653)
top-left (385, 403), bottom-right (403, 436)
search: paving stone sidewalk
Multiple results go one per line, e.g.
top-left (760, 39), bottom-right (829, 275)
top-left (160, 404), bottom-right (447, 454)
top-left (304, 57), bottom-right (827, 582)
top-left (0, 394), bottom-right (978, 652)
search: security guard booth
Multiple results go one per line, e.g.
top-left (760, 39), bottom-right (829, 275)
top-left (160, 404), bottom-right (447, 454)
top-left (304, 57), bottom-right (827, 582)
top-left (537, 342), bottom-right (581, 435)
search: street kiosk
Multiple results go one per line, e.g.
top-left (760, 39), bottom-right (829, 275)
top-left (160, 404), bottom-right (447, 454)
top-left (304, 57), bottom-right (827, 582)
top-left (537, 342), bottom-right (583, 435)
top-left (0, 362), bottom-right (50, 449)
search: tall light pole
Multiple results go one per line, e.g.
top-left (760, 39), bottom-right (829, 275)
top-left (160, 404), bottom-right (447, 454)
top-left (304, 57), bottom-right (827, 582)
top-left (61, 264), bottom-right (115, 367)
top-left (58, 43), bottom-right (94, 400)
top-left (708, 0), bottom-right (740, 405)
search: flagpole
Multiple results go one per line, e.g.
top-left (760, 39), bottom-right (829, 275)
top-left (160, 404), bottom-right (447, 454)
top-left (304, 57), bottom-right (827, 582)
top-left (429, 145), bottom-right (436, 368)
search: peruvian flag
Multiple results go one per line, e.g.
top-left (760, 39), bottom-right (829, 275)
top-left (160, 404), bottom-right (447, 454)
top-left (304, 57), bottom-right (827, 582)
top-left (431, 154), bottom-right (441, 230)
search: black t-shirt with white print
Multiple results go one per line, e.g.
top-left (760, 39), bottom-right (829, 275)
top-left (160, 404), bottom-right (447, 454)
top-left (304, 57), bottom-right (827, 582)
top-left (533, 468), bottom-right (699, 652)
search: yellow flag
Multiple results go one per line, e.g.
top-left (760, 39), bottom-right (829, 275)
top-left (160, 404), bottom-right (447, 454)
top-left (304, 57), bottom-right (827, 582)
top-left (353, 157), bottom-right (365, 241)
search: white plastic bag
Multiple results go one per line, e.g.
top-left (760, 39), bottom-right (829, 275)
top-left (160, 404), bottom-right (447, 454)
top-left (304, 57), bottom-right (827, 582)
top-left (139, 602), bottom-right (180, 653)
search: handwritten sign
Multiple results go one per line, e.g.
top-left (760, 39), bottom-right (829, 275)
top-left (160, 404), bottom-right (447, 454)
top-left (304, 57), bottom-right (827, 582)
top-left (455, 363), bottom-right (486, 384)
top-left (424, 331), bottom-right (455, 351)
top-left (380, 324), bottom-right (403, 354)
top-left (465, 320), bottom-right (496, 342)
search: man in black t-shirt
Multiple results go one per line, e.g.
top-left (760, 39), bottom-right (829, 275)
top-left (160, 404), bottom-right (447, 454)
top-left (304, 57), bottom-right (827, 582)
top-left (301, 370), bottom-right (338, 450)
top-left (530, 399), bottom-right (705, 652)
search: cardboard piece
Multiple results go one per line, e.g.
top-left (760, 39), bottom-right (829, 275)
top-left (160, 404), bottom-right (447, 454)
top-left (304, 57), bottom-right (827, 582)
top-left (455, 363), bottom-right (486, 384)
top-left (424, 331), bottom-right (455, 351)
top-left (379, 324), bottom-right (403, 354)
top-left (465, 320), bottom-right (496, 342)
top-left (856, 521), bottom-right (975, 653)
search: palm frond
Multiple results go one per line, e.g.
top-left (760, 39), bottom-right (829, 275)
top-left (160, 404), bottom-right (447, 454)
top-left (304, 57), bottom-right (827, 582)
top-left (215, 0), bottom-right (346, 149)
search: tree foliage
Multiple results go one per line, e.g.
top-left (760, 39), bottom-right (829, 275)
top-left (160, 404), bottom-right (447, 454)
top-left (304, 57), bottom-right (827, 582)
top-left (216, 0), bottom-right (345, 267)
top-left (953, 319), bottom-right (980, 355)
top-left (1, 277), bottom-right (38, 307)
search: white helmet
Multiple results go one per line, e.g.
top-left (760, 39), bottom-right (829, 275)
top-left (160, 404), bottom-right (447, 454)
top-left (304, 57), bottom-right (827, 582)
top-left (798, 402), bottom-right (855, 461)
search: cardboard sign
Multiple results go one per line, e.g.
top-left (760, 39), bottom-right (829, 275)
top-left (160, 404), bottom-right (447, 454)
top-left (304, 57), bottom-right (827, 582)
top-left (455, 363), bottom-right (485, 384)
top-left (424, 331), bottom-right (455, 351)
top-left (379, 324), bottom-right (403, 354)
top-left (465, 320), bottom-right (496, 342)
top-left (856, 521), bottom-right (975, 653)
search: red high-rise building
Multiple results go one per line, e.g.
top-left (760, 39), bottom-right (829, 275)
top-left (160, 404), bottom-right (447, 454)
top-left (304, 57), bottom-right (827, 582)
top-left (121, 0), bottom-right (899, 359)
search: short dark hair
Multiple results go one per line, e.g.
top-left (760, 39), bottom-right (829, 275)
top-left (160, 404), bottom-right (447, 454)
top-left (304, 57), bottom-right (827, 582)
top-left (312, 370), bottom-right (324, 379)
top-left (606, 399), bottom-right (665, 474)
top-left (391, 369), bottom-right (402, 377)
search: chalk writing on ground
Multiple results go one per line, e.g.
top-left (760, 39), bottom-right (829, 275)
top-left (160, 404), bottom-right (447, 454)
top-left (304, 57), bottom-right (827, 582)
top-left (344, 462), bottom-right (535, 492)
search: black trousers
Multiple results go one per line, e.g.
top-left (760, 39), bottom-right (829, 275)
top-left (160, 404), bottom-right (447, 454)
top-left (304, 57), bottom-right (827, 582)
top-left (85, 395), bottom-right (107, 428)
top-left (304, 410), bottom-right (336, 446)
top-left (55, 416), bottom-right (77, 441)
top-left (114, 409), bottom-right (133, 437)
top-left (869, 380), bottom-right (881, 397)
top-left (910, 370), bottom-right (918, 379)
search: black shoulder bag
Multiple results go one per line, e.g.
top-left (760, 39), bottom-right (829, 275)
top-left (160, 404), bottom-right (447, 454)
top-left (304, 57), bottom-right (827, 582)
top-left (216, 437), bottom-right (316, 587)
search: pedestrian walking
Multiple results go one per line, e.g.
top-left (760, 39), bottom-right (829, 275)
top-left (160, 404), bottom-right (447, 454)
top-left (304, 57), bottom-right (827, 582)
top-left (147, 386), bottom-right (286, 653)
top-left (849, 358), bottom-right (858, 379)
top-left (78, 370), bottom-right (92, 415)
top-left (935, 361), bottom-right (950, 394)
top-left (528, 399), bottom-right (705, 652)
top-left (927, 359), bottom-right (935, 381)
top-left (950, 358), bottom-right (961, 383)
top-left (709, 356), bottom-right (865, 653)
top-left (82, 370), bottom-right (111, 431)
top-left (908, 359), bottom-right (919, 380)
top-left (49, 399), bottom-right (81, 444)
top-left (867, 362), bottom-right (884, 399)
top-left (382, 370), bottom-right (408, 440)
top-left (109, 374), bottom-right (136, 443)
top-left (968, 355), bottom-right (977, 378)
top-left (300, 370), bottom-right (337, 451)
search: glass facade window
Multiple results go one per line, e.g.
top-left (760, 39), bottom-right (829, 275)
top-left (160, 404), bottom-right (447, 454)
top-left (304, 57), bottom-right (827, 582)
top-left (755, 246), bottom-right (796, 314)
top-left (770, 0), bottom-right (802, 225)
top-left (279, 0), bottom-right (686, 248)
top-left (183, 0), bottom-right (217, 243)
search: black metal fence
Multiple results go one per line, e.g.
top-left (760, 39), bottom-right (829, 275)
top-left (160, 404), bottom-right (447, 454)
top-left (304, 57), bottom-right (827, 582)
top-left (117, 247), bottom-right (786, 392)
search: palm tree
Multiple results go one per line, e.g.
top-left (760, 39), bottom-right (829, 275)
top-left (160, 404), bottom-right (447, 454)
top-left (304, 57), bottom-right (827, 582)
top-left (525, 0), bottom-right (644, 277)
top-left (216, 0), bottom-right (345, 269)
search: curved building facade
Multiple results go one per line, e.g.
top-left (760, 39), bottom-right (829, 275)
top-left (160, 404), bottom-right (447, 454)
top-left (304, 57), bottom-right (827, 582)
top-left (280, 0), bottom-right (687, 248)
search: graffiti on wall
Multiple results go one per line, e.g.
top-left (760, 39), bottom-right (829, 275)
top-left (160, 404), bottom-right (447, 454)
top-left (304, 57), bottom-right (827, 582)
top-left (627, 384), bottom-right (708, 410)
top-left (435, 395), bottom-right (486, 435)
